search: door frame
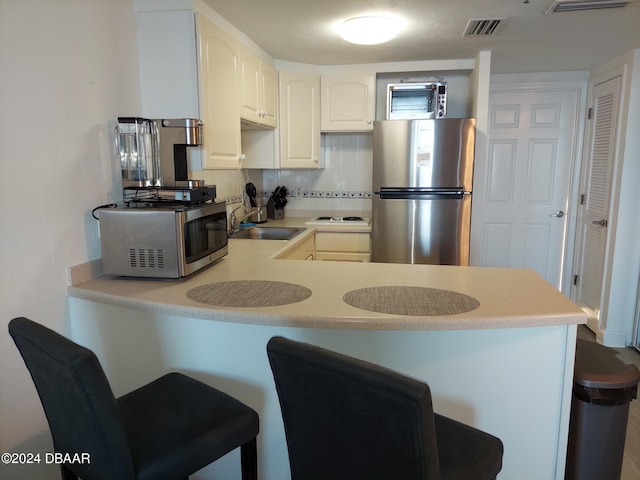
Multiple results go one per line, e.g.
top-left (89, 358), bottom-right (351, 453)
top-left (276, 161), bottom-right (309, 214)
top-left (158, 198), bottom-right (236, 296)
top-left (570, 74), bottom-right (621, 334)
top-left (475, 72), bottom-right (588, 293)
top-left (570, 51), bottom-right (640, 346)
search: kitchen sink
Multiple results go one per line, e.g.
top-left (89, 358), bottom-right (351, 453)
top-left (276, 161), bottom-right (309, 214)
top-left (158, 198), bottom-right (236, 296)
top-left (230, 227), bottom-right (305, 240)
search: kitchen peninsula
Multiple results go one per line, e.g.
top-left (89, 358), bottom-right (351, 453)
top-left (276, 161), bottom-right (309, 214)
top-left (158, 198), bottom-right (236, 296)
top-left (68, 217), bottom-right (585, 480)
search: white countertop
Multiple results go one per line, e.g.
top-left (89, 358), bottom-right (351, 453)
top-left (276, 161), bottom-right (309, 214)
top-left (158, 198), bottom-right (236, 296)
top-left (68, 217), bottom-right (586, 330)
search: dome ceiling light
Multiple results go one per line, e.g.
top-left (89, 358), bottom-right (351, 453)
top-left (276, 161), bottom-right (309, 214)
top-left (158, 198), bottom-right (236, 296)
top-left (337, 16), bottom-right (401, 45)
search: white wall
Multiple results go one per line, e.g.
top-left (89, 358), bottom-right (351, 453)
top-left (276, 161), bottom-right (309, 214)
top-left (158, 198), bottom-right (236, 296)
top-left (0, 1), bottom-right (140, 477)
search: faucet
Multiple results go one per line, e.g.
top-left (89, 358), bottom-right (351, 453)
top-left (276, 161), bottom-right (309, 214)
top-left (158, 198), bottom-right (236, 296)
top-left (229, 205), bottom-right (259, 235)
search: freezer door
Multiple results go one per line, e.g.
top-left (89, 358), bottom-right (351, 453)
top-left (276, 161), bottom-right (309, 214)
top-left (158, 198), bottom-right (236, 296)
top-left (373, 118), bottom-right (476, 192)
top-left (371, 194), bottom-right (471, 265)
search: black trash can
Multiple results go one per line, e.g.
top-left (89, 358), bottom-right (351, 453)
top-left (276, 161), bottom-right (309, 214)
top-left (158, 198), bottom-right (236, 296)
top-left (565, 338), bottom-right (640, 480)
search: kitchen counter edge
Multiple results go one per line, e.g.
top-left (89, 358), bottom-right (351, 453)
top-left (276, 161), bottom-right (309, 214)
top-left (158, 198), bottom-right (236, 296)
top-left (67, 217), bottom-right (587, 331)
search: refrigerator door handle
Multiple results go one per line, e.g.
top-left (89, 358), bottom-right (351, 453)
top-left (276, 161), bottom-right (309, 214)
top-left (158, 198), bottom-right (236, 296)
top-left (377, 188), bottom-right (465, 200)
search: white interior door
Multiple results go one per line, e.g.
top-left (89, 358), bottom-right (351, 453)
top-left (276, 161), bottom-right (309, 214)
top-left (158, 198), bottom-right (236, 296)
top-left (571, 76), bottom-right (621, 328)
top-left (471, 87), bottom-right (580, 289)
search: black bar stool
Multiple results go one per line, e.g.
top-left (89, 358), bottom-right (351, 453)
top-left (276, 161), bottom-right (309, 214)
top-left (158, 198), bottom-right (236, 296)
top-left (9, 317), bottom-right (259, 480)
top-left (267, 336), bottom-right (503, 480)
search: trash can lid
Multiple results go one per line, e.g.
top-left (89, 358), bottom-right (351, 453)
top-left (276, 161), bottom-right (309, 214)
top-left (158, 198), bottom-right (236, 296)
top-left (574, 339), bottom-right (640, 389)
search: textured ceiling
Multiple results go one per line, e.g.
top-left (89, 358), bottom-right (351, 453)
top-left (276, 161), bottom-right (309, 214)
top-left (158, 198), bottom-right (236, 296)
top-left (202, 0), bottom-right (640, 73)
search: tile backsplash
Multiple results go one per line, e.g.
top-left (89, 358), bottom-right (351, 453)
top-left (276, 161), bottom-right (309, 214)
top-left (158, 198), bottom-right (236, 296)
top-left (264, 133), bottom-right (373, 214)
top-left (192, 133), bottom-right (373, 216)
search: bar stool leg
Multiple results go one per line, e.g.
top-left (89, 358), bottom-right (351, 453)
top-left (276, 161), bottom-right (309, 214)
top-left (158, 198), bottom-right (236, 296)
top-left (241, 437), bottom-right (258, 480)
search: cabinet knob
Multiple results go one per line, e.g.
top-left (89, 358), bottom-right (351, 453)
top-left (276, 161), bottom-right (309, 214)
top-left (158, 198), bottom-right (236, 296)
top-left (239, 154), bottom-right (246, 163)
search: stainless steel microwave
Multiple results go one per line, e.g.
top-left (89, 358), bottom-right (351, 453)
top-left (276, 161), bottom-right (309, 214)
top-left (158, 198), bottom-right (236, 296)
top-left (99, 202), bottom-right (228, 278)
top-left (387, 82), bottom-right (447, 120)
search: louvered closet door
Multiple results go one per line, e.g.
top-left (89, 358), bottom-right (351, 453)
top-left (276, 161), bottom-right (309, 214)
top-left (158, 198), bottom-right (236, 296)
top-left (573, 76), bottom-right (620, 320)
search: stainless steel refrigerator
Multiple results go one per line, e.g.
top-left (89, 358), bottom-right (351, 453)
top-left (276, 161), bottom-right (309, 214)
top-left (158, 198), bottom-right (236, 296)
top-left (371, 118), bottom-right (476, 265)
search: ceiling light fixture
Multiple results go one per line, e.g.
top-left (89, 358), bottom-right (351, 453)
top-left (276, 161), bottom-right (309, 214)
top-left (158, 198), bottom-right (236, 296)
top-left (337, 16), bottom-right (400, 45)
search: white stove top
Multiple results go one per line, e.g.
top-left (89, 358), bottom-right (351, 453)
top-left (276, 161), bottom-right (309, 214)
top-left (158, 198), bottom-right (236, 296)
top-left (305, 216), bottom-right (371, 226)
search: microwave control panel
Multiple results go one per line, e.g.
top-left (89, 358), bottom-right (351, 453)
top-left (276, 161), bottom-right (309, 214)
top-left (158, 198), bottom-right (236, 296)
top-left (436, 84), bottom-right (447, 118)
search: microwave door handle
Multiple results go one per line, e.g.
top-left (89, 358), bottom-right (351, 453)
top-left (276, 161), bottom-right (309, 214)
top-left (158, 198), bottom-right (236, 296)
top-left (391, 85), bottom-right (429, 91)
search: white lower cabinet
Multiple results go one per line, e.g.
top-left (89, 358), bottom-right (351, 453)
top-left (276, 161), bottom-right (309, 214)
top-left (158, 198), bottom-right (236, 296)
top-left (274, 231), bottom-right (370, 262)
top-left (314, 251), bottom-right (370, 262)
top-left (276, 234), bottom-right (315, 260)
top-left (314, 232), bottom-right (371, 262)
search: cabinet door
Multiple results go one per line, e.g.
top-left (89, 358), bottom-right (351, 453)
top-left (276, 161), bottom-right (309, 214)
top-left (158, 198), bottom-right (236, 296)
top-left (315, 232), bottom-right (371, 262)
top-left (276, 234), bottom-right (315, 260)
top-left (260, 61), bottom-right (278, 128)
top-left (279, 71), bottom-right (321, 169)
top-left (321, 75), bottom-right (376, 132)
top-left (315, 232), bottom-right (371, 253)
top-left (315, 252), bottom-right (370, 262)
top-left (239, 46), bottom-right (277, 128)
top-left (238, 45), bottom-right (262, 125)
top-left (197, 15), bottom-right (243, 169)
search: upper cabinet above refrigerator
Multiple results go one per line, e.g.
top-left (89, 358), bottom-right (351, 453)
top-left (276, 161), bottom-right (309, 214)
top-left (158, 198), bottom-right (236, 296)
top-left (320, 75), bottom-right (376, 132)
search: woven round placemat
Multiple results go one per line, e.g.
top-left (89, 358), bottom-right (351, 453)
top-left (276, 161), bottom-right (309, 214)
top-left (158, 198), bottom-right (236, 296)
top-left (343, 286), bottom-right (479, 316)
top-left (186, 280), bottom-right (312, 308)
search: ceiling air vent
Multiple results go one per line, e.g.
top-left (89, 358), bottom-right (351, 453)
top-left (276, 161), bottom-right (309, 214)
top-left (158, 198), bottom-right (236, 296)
top-left (546, 0), bottom-right (633, 14)
top-left (462, 18), bottom-right (506, 37)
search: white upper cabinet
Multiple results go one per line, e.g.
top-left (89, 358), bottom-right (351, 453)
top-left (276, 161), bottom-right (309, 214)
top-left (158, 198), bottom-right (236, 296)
top-left (197, 14), bottom-right (244, 169)
top-left (135, 10), bottom-right (243, 169)
top-left (238, 46), bottom-right (261, 124)
top-left (279, 71), bottom-right (321, 169)
top-left (238, 45), bottom-right (277, 128)
top-left (321, 75), bottom-right (376, 132)
top-left (260, 62), bottom-right (278, 128)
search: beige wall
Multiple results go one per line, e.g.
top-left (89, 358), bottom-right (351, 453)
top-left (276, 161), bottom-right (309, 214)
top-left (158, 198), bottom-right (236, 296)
top-left (0, 1), bottom-right (140, 477)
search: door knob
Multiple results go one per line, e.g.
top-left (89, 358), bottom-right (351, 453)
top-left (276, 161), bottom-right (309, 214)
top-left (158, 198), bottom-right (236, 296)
top-left (549, 210), bottom-right (565, 218)
top-left (592, 219), bottom-right (607, 227)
